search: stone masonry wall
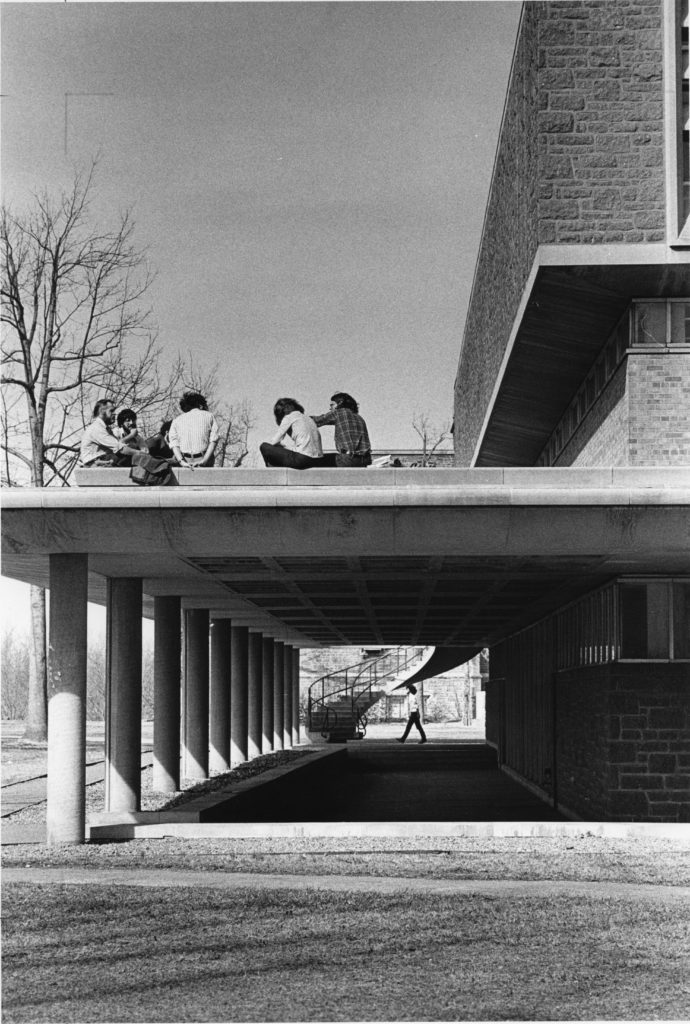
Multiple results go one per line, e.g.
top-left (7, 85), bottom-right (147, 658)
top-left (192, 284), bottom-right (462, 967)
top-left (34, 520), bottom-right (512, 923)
top-left (454, 4), bottom-right (541, 464)
top-left (558, 664), bottom-right (690, 821)
top-left (538, 0), bottom-right (665, 246)
top-left (455, 0), bottom-right (666, 465)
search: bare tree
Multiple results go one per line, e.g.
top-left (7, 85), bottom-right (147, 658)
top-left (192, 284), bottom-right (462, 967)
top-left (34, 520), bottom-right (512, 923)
top-left (0, 164), bottom-right (160, 740)
top-left (411, 411), bottom-right (452, 467)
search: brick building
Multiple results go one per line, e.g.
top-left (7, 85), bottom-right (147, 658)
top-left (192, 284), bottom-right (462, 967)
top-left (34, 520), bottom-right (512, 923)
top-left (455, 0), bottom-right (689, 820)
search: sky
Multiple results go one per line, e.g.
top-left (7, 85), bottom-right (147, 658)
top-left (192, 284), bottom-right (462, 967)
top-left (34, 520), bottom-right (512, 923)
top-left (1, 0), bottom-right (521, 629)
top-left (1, 0), bottom-right (520, 452)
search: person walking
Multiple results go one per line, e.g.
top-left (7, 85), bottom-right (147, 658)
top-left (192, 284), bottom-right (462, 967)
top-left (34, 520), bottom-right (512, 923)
top-left (260, 398), bottom-right (328, 469)
top-left (168, 392), bottom-right (219, 468)
top-left (397, 684), bottom-right (427, 743)
top-left (311, 392), bottom-right (372, 467)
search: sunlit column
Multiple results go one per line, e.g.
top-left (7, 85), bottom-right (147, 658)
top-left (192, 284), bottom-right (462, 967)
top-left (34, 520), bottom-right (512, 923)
top-left (273, 640), bottom-right (284, 751)
top-left (261, 636), bottom-right (274, 754)
top-left (210, 618), bottom-right (231, 774)
top-left (46, 553), bottom-right (88, 844)
top-left (292, 646), bottom-right (300, 747)
top-left (230, 625), bottom-right (249, 766)
top-left (153, 596), bottom-right (181, 793)
top-left (182, 609), bottom-right (209, 781)
top-left (105, 578), bottom-right (143, 812)
top-left (283, 643), bottom-right (293, 750)
top-left (247, 631), bottom-right (263, 760)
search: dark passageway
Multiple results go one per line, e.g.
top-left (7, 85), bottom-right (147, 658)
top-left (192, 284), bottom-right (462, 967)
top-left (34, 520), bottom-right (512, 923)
top-left (202, 742), bottom-right (567, 823)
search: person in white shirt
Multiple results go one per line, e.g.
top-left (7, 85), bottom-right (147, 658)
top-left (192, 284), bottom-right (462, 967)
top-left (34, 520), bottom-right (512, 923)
top-left (80, 399), bottom-right (140, 467)
top-left (260, 398), bottom-right (329, 469)
top-left (397, 684), bottom-right (427, 743)
top-left (168, 392), bottom-right (220, 468)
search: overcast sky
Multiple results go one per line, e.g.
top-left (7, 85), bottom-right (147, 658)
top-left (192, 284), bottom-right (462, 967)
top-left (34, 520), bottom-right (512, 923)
top-left (1, 0), bottom-right (521, 628)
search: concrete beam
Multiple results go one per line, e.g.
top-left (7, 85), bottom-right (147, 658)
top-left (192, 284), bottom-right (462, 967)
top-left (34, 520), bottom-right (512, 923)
top-left (283, 644), bottom-right (293, 750)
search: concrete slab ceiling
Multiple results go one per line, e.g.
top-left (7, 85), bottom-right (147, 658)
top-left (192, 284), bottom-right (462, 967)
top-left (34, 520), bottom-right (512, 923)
top-left (3, 468), bottom-right (689, 648)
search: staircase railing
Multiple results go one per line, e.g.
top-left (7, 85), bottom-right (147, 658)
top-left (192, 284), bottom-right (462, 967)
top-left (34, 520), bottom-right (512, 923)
top-left (307, 646), bottom-right (427, 737)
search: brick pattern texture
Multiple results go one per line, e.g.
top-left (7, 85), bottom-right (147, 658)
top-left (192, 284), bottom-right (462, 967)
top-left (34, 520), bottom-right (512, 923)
top-left (455, 0), bottom-right (666, 465)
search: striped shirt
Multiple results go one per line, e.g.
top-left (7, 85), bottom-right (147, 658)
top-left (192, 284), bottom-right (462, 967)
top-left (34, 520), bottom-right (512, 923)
top-left (168, 409), bottom-right (220, 456)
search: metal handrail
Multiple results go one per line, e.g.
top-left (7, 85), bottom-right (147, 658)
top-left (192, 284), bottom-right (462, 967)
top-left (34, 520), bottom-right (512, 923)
top-left (307, 646), bottom-right (426, 733)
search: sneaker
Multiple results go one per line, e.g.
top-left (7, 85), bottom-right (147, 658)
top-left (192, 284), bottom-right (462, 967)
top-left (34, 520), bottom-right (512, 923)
top-left (396, 738), bottom-right (405, 743)
top-left (420, 738), bottom-right (428, 744)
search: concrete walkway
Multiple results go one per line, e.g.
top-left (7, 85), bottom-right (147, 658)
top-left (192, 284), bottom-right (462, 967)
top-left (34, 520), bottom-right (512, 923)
top-left (4, 866), bottom-right (690, 901)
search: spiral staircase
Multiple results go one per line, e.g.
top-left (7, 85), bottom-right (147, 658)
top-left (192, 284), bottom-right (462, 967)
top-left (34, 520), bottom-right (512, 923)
top-left (307, 646), bottom-right (433, 743)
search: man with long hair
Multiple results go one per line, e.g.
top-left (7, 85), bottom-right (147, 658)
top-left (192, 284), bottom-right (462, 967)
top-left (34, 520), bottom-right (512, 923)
top-left (312, 392), bottom-right (372, 467)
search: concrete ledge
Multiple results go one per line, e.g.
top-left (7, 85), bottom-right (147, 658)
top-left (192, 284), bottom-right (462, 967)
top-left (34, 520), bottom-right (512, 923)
top-left (73, 466), bottom-right (690, 490)
top-left (87, 820), bottom-right (690, 841)
top-left (88, 748), bottom-right (343, 830)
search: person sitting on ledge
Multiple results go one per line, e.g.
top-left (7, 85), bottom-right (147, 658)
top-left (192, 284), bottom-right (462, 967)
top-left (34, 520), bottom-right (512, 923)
top-left (311, 392), bottom-right (372, 467)
top-left (79, 399), bottom-right (141, 468)
top-left (168, 391), bottom-right (219, 468)
top-left (145, 419), bottom-right (174, 461)
top-left (260, 398), bottom-right (329, 469)
top-left (116, 408), bottom-right (147, 451)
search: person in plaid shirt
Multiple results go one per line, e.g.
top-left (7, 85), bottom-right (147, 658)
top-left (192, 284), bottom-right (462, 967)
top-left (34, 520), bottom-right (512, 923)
top-left (311, 392), bottom-right (372, 467)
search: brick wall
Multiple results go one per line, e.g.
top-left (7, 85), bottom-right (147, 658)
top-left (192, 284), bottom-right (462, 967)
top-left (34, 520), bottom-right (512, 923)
top-left (554, 352), bottom-right (690, 466)
top-left (455, 0), bottom-right (666, 465)
top-left (627, 353), bottom-right (690, 464)
top-left (558, 361), bottom-right (630, 465)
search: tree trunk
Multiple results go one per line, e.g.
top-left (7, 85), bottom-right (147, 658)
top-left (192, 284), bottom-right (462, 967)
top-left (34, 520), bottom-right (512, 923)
top-left (24, 585), bottom-right (48, 742)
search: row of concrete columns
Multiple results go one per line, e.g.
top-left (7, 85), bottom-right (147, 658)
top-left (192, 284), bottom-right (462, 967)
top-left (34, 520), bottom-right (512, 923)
top-left (46, 555), bottom-right (301, 844)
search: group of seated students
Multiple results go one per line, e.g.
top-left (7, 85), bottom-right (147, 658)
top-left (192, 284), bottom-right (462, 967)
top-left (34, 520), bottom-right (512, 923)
top-left (79, 391), bottom-right (371, 471)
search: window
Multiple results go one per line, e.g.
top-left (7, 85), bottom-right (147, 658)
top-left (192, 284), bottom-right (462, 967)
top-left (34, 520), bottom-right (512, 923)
top-left (619, 579), bottom-right (689, 660)
top-left (664, 0), bottom-right (690, 243)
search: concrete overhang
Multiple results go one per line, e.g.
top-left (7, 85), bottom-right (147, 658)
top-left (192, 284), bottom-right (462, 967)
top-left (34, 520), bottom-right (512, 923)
top-left (474, 244), bottom-right (690, 467)
top-left (2, 467), bottom-right (689, 648)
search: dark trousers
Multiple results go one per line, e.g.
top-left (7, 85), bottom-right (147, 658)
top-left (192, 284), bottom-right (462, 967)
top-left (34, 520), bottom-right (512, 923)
top-left (401, 711), bottom-right (427, 741)
top-left (260, 443), bottom-right (329, 470)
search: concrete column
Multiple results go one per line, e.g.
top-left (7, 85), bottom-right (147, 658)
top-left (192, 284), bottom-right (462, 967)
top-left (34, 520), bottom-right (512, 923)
top-left (292, 647), bottom-right (300, 747)
top-left (273, 641), bottom-right (284, 751)
top-left (230, 625), bottom-right (249, 766)
top-left (247, 631), bottom-right (263, 761)
top-left (153, 596), bottom-right (181, 793)
top-left (283, 643), bottom-right (293, 750)
top-left (46, 553), bottom-right (88, 845)
top-left (262, 637), bottom-right (274, 753)
top-left (182, 609), bottom-right (209, 780)
top-left (210, 618), bottom-right (232, 773)
top-left (105, 578), bottom-right (143, 813)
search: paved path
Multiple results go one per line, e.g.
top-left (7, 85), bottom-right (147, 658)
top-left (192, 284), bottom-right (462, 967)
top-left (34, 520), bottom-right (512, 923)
top-left (4, 866), bottom-right (690, 900)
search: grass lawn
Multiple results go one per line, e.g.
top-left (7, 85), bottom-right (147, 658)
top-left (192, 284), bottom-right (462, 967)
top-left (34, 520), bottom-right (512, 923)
top-left (3, 883), bottom-right (689, 1023)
